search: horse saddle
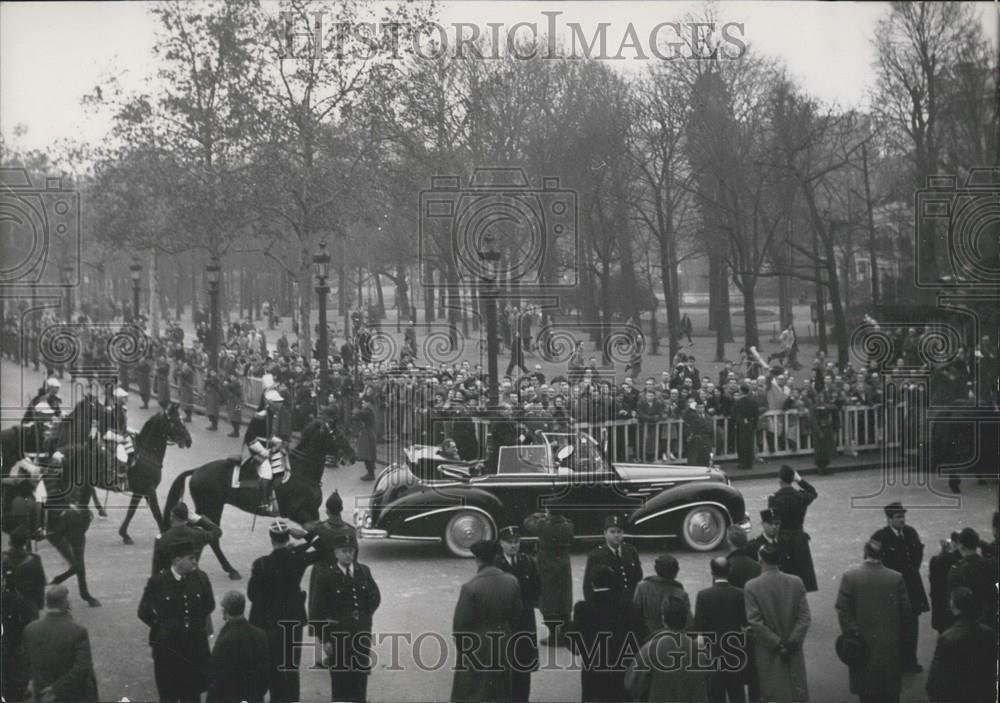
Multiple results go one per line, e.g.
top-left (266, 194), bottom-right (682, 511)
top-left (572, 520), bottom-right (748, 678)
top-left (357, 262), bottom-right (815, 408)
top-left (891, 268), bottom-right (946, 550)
top-left (230, 455), bottom-right (256, 488)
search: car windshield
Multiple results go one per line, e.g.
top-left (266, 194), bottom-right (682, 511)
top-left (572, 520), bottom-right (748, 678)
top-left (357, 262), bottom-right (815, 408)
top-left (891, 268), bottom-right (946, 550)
top-left (541, 432), bottom-right (608, 474)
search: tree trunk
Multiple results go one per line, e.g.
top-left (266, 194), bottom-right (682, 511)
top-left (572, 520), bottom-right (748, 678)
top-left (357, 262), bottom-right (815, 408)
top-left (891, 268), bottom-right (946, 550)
top-left (149, 249), bottom-right (160, 338)
top-left (374, 271), bottom-right (385, 318)
top-left (446, 267), bottom-right (460, 351)
top-left (600, 261), bottom-right (612, 365)
top-left (861, 142), bottom-right (880, 306)
top-left (395, 264), bottom-right (410, 320)
top-left (618, 216), bottom-right (640, 323)
top-left (297, 249), bottom-right (312, 368)
top-left (741, 278), bottom-right (760, 352)
top-left (824, 226), bottom-right (849, 368)
top-left (424, 261), bottom-right (435, 322)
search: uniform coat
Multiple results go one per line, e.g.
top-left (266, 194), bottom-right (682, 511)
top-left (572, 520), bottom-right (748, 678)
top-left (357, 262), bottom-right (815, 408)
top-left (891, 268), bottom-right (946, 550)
top-left (871, 525), bottom-right (929, 614)
top-left (151, 519), bottom-right (224, 575)
top-left (495, 551), bottom-right (541, 703)
top-left (925, 615), bottom-right (999, 703)
top-left (23, 611), bottom-right (98, 702)
top-left (136, 357), bottom-right (153, 405)
top-left (727, 544), bottom-right (763, 589)
top-left (583, 543), bottom-right (643, 605)
top-left (178, 362), bottom-right (195, 411)
top-left (744, 565), bottom-right (811, 703)
top-left (305, 517), bottom-right (359, 617)
top-left (248, 544), bottom-right (321, 703)
top-left (835, 561), bottom-right (911, 702)
top-left (138, 567), bottom-right (216, 702)
top-left (566, 590), bottom-right (644, 702)
top-left (207, 616), bottom-right (270, 703)
top-left (309, 560), bottom-right (381, 703)
top-left (523, 513), bottom-right (574, 623)
top-left (768, 480), bottom-right (819, 592)
top-left (2, 548), bottom-right (47, 611)
top-left (451, 564), bottom-right (522, 703)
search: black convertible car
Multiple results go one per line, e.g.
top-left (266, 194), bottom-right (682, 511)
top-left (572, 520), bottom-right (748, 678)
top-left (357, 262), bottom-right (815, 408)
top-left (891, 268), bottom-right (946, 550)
top-left (354, 430), bottom-right (750, 557)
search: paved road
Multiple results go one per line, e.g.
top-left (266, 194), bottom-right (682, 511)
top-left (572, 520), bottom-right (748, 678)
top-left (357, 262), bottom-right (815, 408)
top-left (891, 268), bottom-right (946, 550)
top-left (2, 361), bottom-right (996, 703)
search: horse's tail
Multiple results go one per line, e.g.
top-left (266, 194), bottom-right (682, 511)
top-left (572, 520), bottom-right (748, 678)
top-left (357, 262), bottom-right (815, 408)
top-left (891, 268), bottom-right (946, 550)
top-left (162, 468), bottom-right (196, 530)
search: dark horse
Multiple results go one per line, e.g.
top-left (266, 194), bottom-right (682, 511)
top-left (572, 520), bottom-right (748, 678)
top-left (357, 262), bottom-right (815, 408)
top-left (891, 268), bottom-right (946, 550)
top-left (117, 403), bottom-right (192, 545)
top-left (163, 418), bottom-right (354, 579)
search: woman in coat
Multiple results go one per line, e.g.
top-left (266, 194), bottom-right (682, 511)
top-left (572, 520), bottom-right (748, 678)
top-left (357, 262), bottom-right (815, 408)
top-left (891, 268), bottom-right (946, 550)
top-left (566, 566), bottom-right (643, 702)
top-left (353, 396), bottom-right (377, 481)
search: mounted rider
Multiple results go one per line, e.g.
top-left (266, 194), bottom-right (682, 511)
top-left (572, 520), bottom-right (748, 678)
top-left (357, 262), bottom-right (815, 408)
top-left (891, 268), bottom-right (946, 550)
top-left (242, 387), bottom-right (292, 516)
top-left (21, 377), bottom-right (63, 425)
top-left (102, 386), bottom-right (136, 473)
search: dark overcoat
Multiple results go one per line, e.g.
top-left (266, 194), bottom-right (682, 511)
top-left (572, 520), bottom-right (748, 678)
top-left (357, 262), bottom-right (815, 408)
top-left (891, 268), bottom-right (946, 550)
top-left (768, 481), bottom-right (818, 592)
top-left (23, 611), bottom-right (98, 702)
top-left (523, 512), bottom-right (574, 619)
top-left (207, 617), bottom-right (270, 703)
top-left (871, 524), bottom-right (930, 614)
top-left (582, 543), bottom-right (643, 604)
top-left (566, 592), bottom-right (644, 703)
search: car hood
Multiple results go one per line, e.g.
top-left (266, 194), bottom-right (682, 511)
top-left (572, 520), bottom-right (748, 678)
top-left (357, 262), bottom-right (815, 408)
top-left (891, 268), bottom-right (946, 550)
top-left (615, 462), bottom-right (725, 484)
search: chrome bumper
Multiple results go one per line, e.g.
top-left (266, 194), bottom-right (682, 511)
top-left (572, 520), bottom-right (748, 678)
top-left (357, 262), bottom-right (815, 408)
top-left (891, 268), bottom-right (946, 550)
top-left (354, 508), bottom-right (387, 539)
top-left (359, 527), bottom-right (388, 539)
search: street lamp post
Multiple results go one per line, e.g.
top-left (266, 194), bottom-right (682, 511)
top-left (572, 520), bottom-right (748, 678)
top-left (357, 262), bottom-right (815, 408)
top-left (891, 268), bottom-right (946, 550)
top-left (62, 264), bottom-right (74, 322)
top-left (478, 236), bottom-right (501, 409)
top-left (130, 255), bottom-right (143, 322)
top-left (206, 256), bottom-right (221, 372)
top-left (313, 240), bottom-right (331, 398)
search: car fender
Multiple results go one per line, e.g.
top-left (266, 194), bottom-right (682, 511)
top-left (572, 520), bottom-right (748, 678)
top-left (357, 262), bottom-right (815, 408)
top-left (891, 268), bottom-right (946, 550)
top-left (376, 485), bottom-right (505, 539)
top-left (627, 482), bottom-right (746, 536)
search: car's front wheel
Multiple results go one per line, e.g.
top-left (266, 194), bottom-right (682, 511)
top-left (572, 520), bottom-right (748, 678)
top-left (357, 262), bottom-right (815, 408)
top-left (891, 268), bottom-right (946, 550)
top-left (443, 510), bottom-right (495, 558)
top-left (681, 505), bottom-right (727, 551)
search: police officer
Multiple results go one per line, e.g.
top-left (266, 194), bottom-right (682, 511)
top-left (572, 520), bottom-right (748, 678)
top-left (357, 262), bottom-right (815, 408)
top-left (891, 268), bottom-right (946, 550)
top-left (747, 509), bottom-right (794, 572)
top-left (583, 515), bottom-right (643, 605)
top-left (242, 388), bottom-right (291, 515)
top-left (309, 533), bottom-right (381, 703)
top-left (871, 502), bottom-right (929, 672)
top-left (248, 519), bottom-right (321, 703)
top-left (767, 465), bottom-right (818, 592)
top-left (495, 526), bottom-right (540, 703)
top-left (138, 540), bottom-right (215, 703)
top-left (151, 502), bottom-right (223, 575)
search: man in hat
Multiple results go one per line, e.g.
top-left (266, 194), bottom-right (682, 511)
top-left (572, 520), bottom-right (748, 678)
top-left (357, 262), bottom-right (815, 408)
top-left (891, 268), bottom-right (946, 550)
top-left (139, 540), bottom-right (216, 703)
top-left (494, 527), bottom-right (540, 703)
top-left (836, 540), bottom-right (912, 703)
top-left (767, 465), bottom-right (818, 592)
top-left (242, 387), bottom-right (292, 515)
top-left (452, 539), bottom-right (521, 703)
top-left (208, 591), bottom-right (270, 703)
top-left (583, 515), bottom-right (643, 605)
top-left (745, 544), bottom-right (811, 703)
top-left (747, 509), bottom-right (792, 571)
top-left (151, 502), bottom-right (223, 575)
top-left (947, 528), bottom-right (998, 628)
top-left (309, 533), bottom-right (381, 703)
top-left (727, 524), bottom-right (762, 589)
top-left (248, 519), bottom-right (321, 703)
top-left (870, 502), bottom-right (929, 672)
top-left (633, 554), bottom-right (692, 639)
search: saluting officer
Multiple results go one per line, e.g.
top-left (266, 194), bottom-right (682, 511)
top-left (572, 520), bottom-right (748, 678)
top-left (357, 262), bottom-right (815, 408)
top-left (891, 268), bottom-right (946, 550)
top-left (309, 533), bottom-right (381, 703)
top-left (242, 388), bottom-right (292, 515)
top-left (248, 519), bottom-right (321, 703)
top-left (767, 465), bottom-right (818, 592)
top-left (151, 502), bottom-right (223, 575)
top-left (583, 515), bottom-right (643, 605)
top-left (494, 526), bottom-right (540, 703)
top-left (747, 509), bottom-right (793, 575)
top-left (870, 502), bottom-right (929, 673)
top-left (138, 540), bottom-right (216, 703)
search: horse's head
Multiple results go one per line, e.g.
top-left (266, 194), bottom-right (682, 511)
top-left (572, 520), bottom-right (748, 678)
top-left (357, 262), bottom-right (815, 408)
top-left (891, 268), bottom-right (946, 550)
top-left (164, 403), bottom-right (193, 449)
top-left (292, 417), bottom-right (356, 473)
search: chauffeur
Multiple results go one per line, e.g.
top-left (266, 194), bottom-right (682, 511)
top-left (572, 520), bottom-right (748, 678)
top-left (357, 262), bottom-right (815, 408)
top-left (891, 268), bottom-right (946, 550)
top-left (138, 540), bottom-right (216, 703)
top-left (495, 526), bottom-right (541, 703)
top-left (583, 515), bottom-right (643, 605)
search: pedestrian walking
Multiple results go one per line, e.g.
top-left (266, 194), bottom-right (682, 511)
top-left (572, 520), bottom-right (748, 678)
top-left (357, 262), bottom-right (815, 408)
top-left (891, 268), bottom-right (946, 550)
top-left (566, 565), bottom-right (644, 703)
top-left (744, 544), bottom-right (811, 703)
top-left (870, 502), bottom-right (929, 672)
top-left (835, 540), bottom-right (912, 703)
top-left (248, 520), bottom-right (320, 703)
top-left (139, 540), bottom-right (216, 703)
top-left (23, 585), bottom-right (98, 703)
top-left (732, 384), bottom-right (758, 470)
top-left (925, 586), bottom-right (998, 703)
top-left (207, 591), bottom-right (270, 703)
top-left (583, 515), bottom-right (643, 606)
top-left (451, 539), bottom-right (521, 703)
top-left (523, 509), bottom-right (574, 647)
top-left (310, 534), bottom-right (380, 703)
top-left (633, 554), bottom-right (692, 639)
top-left (494, 527), bottom-right (540, 703)
top-left (693, 557), bottom-right (755, 703)
top-left (626, 598), bottom-right (708, 703)
top-left (767, 465), bottom-right (818, 592)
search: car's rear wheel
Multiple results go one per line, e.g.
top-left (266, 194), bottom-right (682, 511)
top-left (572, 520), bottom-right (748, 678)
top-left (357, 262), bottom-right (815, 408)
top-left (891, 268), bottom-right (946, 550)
top-left (444, 510), bottom-right (495, 558)
top-left (681, 505), bottom-right (727, 551)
